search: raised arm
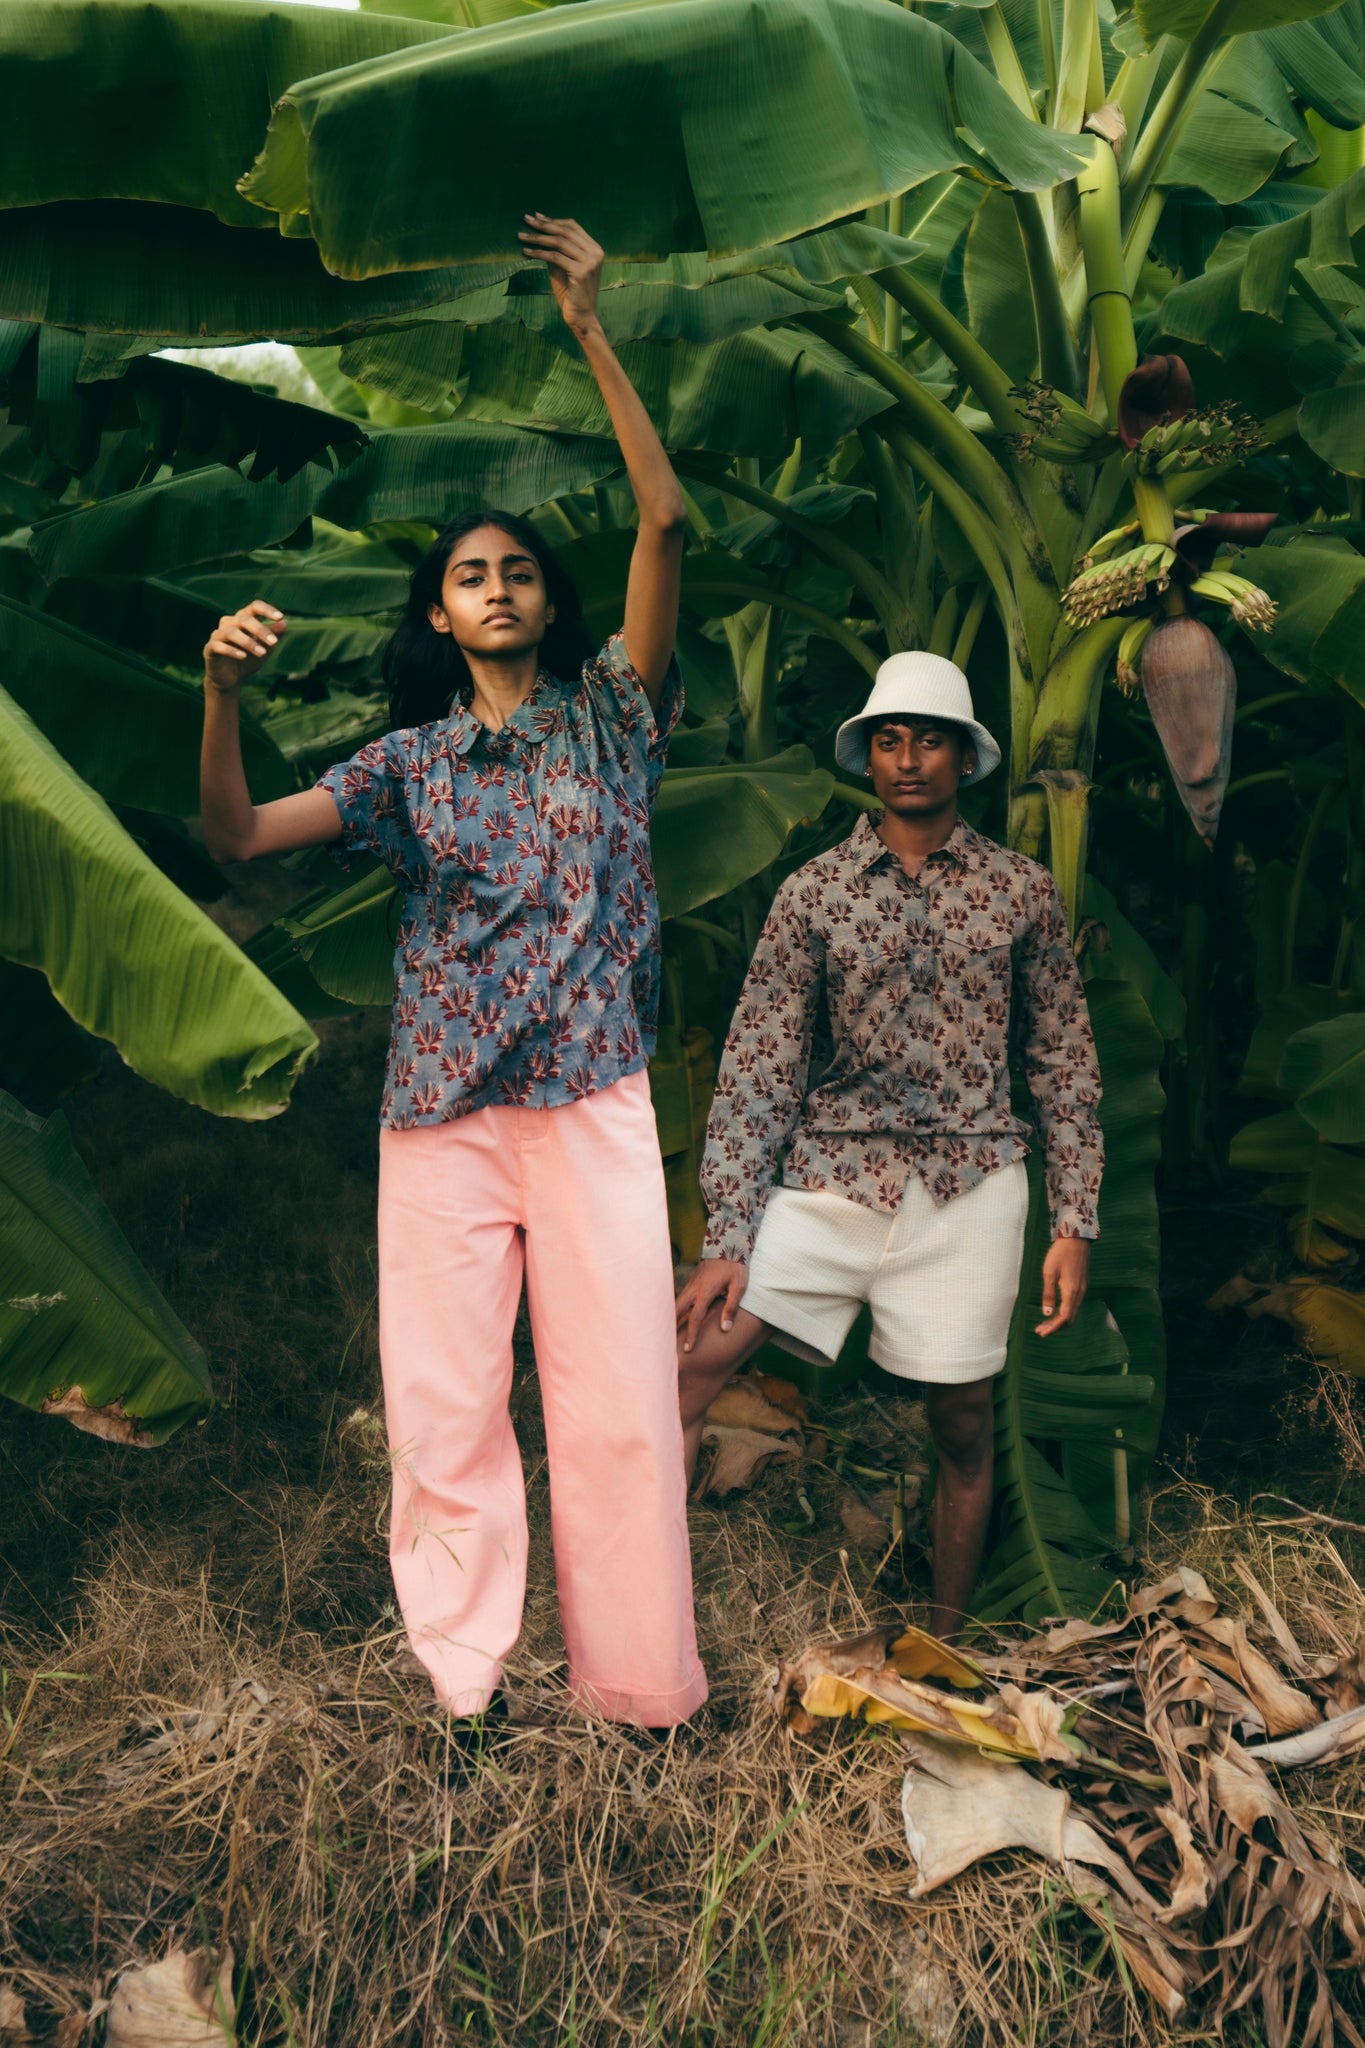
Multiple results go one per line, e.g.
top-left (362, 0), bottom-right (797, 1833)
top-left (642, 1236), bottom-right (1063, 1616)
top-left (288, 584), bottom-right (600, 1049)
top-left (518, 214), bottom-right (686, 704)
top-left (200, 601), bottom-right (342, 862)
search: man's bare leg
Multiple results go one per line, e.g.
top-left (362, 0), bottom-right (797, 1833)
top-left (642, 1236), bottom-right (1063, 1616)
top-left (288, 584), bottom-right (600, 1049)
top-left (921, 1379), bottom-right (995, 1640)
top-left (677, 1306), bottom-right (770, 1484)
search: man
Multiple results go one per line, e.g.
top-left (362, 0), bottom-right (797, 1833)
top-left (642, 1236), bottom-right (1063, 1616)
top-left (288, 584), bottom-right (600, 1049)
top-left (675, 653), bottom-right (1103, 1637)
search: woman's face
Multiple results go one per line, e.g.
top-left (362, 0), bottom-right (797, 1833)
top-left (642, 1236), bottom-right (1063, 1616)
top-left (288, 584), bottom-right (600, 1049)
top-left (427, 522), bottom-right (555, 660)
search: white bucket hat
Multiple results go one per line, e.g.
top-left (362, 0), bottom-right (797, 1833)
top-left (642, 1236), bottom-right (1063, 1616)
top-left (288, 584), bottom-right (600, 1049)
top-left (834, 652), bottom-right (1001, 783)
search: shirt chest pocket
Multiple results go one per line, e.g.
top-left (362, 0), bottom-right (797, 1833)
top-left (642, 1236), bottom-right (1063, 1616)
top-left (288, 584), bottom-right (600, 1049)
top-left (936, 925), bottom-right (1014, 1015)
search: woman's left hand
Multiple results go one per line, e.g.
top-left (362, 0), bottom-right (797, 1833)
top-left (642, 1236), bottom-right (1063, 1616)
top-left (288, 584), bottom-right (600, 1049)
top-left (518, 214), bottom-right (604, 335)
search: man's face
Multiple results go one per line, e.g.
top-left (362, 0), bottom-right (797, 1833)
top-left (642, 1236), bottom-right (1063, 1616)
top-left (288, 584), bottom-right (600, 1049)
top-left (865, 718), bottom-right (974, 817)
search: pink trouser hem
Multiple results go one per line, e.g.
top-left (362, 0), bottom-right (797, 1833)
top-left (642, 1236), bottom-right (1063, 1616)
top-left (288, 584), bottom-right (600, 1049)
top-left (567, 1664), bottom-right (710, 1728)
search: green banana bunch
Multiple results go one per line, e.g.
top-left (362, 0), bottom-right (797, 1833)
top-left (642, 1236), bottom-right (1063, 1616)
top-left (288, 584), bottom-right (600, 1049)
top-left (1116, 615), bottom-right (1155, 694)
top-left (1128, 408), bottom-right (1263, 475)
top-left (1081, 521), bottom-right (1141, 570)
top-left (1190, 568), bottom-right (1277, 631)
top-left (1063, 542), bottom-right (1175, 628)
top-left (1006, 381), bottom-right (1118, 465)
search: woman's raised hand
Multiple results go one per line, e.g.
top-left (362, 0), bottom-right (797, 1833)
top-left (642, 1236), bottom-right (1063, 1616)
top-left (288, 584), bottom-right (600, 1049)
top-left (203, 600), bottom-right (286, 693)
top-left (517, 214), bottom-right (604, 336)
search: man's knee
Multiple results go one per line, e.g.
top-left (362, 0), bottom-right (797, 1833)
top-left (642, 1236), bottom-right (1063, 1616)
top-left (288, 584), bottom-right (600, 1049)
top-left (925, 1381), bottom-right (995, 1474)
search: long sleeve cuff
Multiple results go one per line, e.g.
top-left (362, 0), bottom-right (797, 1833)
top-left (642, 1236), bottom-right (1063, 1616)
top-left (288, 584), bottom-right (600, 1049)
top-left (1044, 1115), bottom-right (1104, 1241)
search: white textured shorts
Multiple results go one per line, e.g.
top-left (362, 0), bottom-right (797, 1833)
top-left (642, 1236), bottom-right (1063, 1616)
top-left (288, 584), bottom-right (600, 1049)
top-left (740, 1162), bottom-right (1029, 1385)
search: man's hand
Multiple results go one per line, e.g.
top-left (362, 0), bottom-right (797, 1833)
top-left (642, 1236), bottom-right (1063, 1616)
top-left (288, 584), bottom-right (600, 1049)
top-left (1035, 1236), bottom-right (1089, 1337)
top-left (517, 213), bottom-right (604, 336)
top-left (204, 600), bottom-right (285, 693)
top-left (675, 1258), bottom-right (748, 1353)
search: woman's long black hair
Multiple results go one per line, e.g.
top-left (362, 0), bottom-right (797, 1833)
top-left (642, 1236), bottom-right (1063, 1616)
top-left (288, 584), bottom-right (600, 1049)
top-left (383, 508), bottom-right (595, 729)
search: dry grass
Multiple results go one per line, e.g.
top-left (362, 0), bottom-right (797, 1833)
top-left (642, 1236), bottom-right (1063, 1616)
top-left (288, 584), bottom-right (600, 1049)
top-left (3, 1015), bottom-right (1365, 2045)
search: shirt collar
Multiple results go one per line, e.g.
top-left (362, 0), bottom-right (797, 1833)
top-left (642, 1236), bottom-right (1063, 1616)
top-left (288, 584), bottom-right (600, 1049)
top-left (844, 809), bottom-right (978, 876)
top-left (443, 669), bottom-right (558, 757)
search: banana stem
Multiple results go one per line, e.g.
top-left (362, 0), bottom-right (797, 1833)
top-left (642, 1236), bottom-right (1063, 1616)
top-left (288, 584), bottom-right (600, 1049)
top-left (673, 454), bottom-right (907, 639)
top-left (884, 194), bottom-right (905, 355)
top-left (1013, 190), bottom-right (1081, 396)
top-left (952, 583), bottom-right (992, 669)
top-left (982, 3), bottom-right (1038, 119)
top-left (807, 313), bottom-right (1028, 547)
top-left (1037, 0), bottom-right (1058, 117)
top-left (1284, 779), bottom-right (1342, 989)
top-left (1054, 0), bottom-right (1094, 133)
top-left (874, 267), bottom-right (1022, 434)
top-left (1123, 188), bottom-right (1167, 294)
top-left (876, 421), bottom-right (1018, 636)
top-left (1110, 43), bottom-right (1167, 165)
top-left (1122, 3), bottom-right (1238, 224)
top-left (1077, 136), bottom-right (1179, 551)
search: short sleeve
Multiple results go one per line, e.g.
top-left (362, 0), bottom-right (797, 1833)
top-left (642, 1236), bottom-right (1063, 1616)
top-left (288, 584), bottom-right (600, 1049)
top-left (314, 729), bottom-right (425, 883)
top-left (584, 629), bottom-right (683, 772)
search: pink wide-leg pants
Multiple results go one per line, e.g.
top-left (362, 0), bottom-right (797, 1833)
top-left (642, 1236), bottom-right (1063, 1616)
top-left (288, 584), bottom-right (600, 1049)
top-left (376, 1069), bottom-right (707, 1725)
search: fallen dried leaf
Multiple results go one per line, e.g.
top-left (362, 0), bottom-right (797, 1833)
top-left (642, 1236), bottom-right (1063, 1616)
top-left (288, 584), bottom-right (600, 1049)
top-left (750, 1373), bottom-right (808, 1423)
top-left (840, 1499), bottom-right (891, 1551)
top-left (0, 1986), bottom-right (32, 2044)
top-left (703, 1383), bottom-right (801, 1437)
top-left (39, 1387), bottom-right (153, 1447)
top-left (699, 1423), bottom-right (800, 1495)
top-left (106, 1948), bottom-right (234, 2047)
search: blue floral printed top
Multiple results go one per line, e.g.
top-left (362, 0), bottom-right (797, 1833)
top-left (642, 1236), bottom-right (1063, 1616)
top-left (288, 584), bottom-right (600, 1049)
top-left (316, 631), bottom-right (682, 1129)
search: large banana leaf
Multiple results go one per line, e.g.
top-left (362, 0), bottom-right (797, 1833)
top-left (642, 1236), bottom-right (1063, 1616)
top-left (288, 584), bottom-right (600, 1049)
top-left (1280, 1013), bottom-right (1365, 1143)
top-left (0, 328), bottom-right (366, 490)
top-left (653, 749), bottom-right (835, 918)
top-left (28, 425), bottom-right (620, 582)
top-left (977, 977), bottom-right (1166, 1625)
top-left (0, 0), bottom-right (448, 227)
top-left (1246, 540), bottom-right (1365, 709)
top-left (333, 223), bottom-right (927, 385)
top-left (0, 1085), bottom-right (212, 1441)
top-left (240, 0), bottom-right (1085, 278)
top-left (0, 684), bottom-right (317, 1116)
top-left (1134, 0), bottom-right (1351, 45)
top-left (0, 202), bottom-right (508, 340)
top-left (452, 322), bottom-right (894, 459)
top-left (1157, 168), bottom-right (1365, 357)
top-left (0, 594), bottom-right (294, 813)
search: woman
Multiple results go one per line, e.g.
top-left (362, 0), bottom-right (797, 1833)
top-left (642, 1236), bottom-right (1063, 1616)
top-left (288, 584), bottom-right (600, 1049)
top-left (200, 217), bottom-right (706, 1730)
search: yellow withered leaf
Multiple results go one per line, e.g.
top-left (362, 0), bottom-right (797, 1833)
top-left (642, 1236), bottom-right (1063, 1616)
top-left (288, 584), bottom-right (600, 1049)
top-left (886, 1626), bottom-right (985, 1690)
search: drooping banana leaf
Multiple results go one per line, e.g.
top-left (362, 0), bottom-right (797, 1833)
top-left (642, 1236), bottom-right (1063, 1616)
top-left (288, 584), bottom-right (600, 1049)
top-left (334, 223), bottom-right (930, 384)
top-left (239, 0), bottom-right (1086, 278)
top-left (1245, 540), bottom-right (1365, 709)
top-left (1133, 0), bottom-right (1353, 46)
top-left (0, 593), bottom-right (294, 813)
top-left (451, 321), bottom-right (895, 460)
top-left (1157, 168), bottom-right (1365, 356)
top-left (0, 0), bottom-right (451, 228)
top-left (0, 202), bottom-right (512, 340)
top-left (0, 328), bottom-right (367, 489)
top-left (0, 1084), bottom-right (213, 1441)
top-left (0, 683), bottom-right (317, 1115)
top-left (1279, 1012), bottom-right (1365, 1143)
top-left (977, 977), bottom-right (1166, 1625)
top-left (28, 425), bottom-right (620, 583)
top-left (652, 748), bottom-right (836, 918)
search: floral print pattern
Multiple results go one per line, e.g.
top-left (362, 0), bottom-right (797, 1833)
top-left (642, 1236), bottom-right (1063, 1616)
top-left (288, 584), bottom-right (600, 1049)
top-left (700, 813), bottom-right (1103, 1263)
top-left (317, 632), bottom-right (680, 1128)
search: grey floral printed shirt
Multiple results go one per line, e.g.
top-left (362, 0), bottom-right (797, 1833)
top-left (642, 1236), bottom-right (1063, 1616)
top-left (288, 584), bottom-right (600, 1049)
top-left (700, 812), bottom-right (1103, 1263)
top-left (317, 632), bottom-right (680, 1128)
